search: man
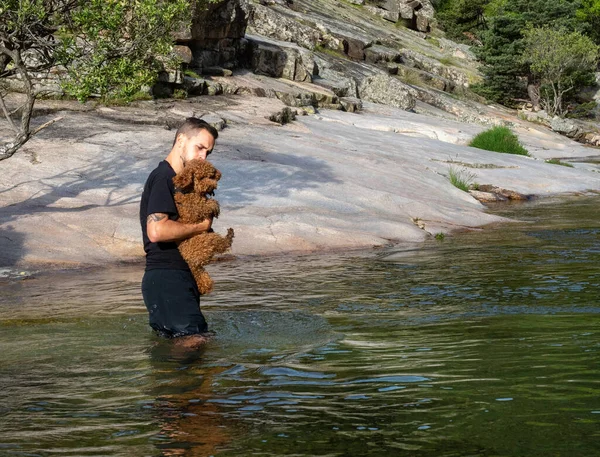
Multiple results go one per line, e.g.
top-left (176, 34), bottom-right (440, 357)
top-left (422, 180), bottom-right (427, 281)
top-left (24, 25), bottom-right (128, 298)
top-left (140, 117), bottom-right (219, 345)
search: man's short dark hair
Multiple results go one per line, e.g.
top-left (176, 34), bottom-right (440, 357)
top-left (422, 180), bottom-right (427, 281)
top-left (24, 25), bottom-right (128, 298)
top-left (173, 117), bottom-right (219, 146)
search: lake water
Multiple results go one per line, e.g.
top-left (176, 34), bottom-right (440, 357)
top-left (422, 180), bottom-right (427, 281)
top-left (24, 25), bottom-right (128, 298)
top-left (0, 197), bottom-right (599, 456)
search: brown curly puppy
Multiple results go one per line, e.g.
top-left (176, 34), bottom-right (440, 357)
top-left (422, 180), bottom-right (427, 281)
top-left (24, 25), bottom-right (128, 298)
top-left (173, 159), bottom-right (234, 295)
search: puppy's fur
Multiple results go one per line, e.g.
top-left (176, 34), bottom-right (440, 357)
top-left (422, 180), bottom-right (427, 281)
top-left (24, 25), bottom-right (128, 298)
top-left (173, 159), bottom-right (234, 295)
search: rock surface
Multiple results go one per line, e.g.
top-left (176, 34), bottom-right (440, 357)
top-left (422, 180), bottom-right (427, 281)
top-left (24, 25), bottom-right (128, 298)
top-left (1, 93), bottom-right (600, 269)
top-left (358, 74), bottom-right (416, 110)
top-left (2, 0), bottom-right (600, 270)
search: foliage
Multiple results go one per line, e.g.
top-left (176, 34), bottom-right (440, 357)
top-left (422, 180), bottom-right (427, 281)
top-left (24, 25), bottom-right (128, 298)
top-left (469, 126), bottom-right (530, 156)
top-left (0, 0), bottom-right (203, 159)
top-left (448, 164), bottom-right (477, 191)
top-left (435, 0), bottom-right (491, 41)
top-left (521, 27), bottom-right (599, 116)
top-left (57, 0), bottom-right (191, 101)
top-left (473, 0), bottom-right (585, 106)
top-left (577, 0), bottom-right (600, 44)
top-left (184, 69), bottom-right (202, 79)
top-left (172, 88), bottom-right (188, 100)
top-left (566, 101), bottom-right (598, 119)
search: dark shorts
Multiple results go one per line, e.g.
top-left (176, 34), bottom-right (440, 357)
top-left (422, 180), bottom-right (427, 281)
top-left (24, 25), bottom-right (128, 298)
top-left (141, 269), bottom-right (208, 338)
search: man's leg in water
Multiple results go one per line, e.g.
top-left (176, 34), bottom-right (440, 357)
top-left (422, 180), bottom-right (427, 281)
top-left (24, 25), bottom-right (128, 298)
top-left (142, 269), bottom-right (209, 339)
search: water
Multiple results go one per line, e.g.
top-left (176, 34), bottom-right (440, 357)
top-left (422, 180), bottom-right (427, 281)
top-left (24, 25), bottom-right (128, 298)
top-left (0, 197), bottom-right (599, 456)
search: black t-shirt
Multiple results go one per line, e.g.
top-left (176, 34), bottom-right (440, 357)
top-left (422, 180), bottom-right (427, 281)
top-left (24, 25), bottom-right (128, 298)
top-left (139, 160), bottom-right (189, 271)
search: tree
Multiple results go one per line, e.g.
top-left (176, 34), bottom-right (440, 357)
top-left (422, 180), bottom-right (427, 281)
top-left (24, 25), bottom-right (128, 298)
top-left (522, 27), bottom-right (599, 116)
top-left (0, 0), bottom-right (191, 161)
top-left (435, 0), bottom-right (491, 42)
top-left (577, 0), bottom-right (600, 44)
top-left (474, 0), bottom-right (585, 107)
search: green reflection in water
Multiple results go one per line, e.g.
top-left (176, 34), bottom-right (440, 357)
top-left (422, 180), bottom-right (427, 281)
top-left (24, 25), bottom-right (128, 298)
top-left (0, 196), bottom-right (599, 456)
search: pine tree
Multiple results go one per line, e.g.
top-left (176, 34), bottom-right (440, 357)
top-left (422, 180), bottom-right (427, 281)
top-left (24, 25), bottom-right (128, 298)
top-left (474, 0), bottom-right (585, 106)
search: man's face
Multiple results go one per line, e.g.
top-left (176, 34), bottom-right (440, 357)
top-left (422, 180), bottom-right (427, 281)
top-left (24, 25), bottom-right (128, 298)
top-left (179, 129), bottom-right (215, 165)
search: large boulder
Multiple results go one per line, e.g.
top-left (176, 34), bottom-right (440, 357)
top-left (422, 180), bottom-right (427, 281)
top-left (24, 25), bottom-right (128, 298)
top-left (364, 45), bottom-right (402, 64)
top-left (177, 0), bottom-right (250, 70)
top-left (397, 0), bottom-right (435, 32)
top-left (248, 3), bottom-right (321, 50)
top-left (550, 116), bottom-right (582, 138)
top-left (364, 5), bottom-right (399, 22)
top-left (313, 53), bottom-right (384, 98)
top-left (339, 35), bottom-right (371, 60)
top-left (247, 35), bottom-right (316, 83)
top-left (358, 74), bottom-right (416, 110)
top-left (190, 0), bottom-right (249, 40)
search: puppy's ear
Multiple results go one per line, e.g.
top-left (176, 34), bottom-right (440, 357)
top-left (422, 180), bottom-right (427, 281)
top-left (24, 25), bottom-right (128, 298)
top-left (214, 169), bottom-right (222, 181)
top-left (196, 178), bottom-right (218, 195)
top-left (173, 166), bottom-right (194, 191)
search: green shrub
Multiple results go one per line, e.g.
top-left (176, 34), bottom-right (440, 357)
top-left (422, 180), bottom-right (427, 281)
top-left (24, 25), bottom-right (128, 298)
top-left (566, 101), bottom-right (598, 119)
top-left (173, 88), bottom-right (188, 100)
top-left (469, 126), bottom-right (530, 156)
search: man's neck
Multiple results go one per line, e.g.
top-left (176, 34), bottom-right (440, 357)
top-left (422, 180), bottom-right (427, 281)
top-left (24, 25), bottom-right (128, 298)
top-left (165, 148), bottom-right (182, 174)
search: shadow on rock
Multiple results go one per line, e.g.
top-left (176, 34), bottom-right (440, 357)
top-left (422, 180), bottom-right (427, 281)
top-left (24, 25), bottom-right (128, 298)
top-left (0, 153), bottom-right (148, 221)
top-left (0, 225), bottom-right (25, 267)
top-left (219, 147), bottom-right (343, 208)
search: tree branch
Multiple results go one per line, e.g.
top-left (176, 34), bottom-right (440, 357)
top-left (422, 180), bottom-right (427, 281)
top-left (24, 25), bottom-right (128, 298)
top-left (0, 92), bottom-right (18, 132)
top-left (31, 116), bottom-right (63, 136)
top-left (0, 44), bottom-right (17, 61)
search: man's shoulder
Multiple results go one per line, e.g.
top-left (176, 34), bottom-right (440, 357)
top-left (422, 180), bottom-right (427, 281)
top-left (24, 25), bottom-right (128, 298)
top-left (145, 161), bottom-right (175, 187)
top-left (150, 160), bottom-right (175, 178)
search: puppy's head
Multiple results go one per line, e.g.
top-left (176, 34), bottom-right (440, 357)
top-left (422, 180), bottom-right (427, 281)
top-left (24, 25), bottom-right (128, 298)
top-left (173, 159), bottom-right (221, 192)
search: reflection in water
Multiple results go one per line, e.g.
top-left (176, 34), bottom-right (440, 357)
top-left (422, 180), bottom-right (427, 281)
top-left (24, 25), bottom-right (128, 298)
top-left (147, 343), bottom-right (231, 457)
top-left (0, 196), bottom-right (599, 456)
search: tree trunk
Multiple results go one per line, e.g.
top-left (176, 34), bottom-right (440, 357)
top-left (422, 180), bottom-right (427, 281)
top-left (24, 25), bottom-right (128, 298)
top-left (0, 133), bottom-right (30, 161)
top-left (0, 54), bottom-right (10, 74)
top-left (0, 49), bottom-right (36, 161)
top-left (527, 76), bottom-right (541, 111)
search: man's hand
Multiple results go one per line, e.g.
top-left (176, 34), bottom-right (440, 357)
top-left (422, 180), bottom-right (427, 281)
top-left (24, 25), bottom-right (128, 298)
top-left (147, 213), bottom-right (212, 243)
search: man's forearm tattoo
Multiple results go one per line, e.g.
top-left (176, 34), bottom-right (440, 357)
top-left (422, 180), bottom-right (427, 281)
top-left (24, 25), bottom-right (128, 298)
top-left (147, 213), bottom-right (167, 224)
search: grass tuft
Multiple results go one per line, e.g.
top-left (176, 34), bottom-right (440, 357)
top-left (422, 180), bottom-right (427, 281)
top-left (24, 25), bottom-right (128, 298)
top-left (469, 126), bottom-right (530, 156)
top-left (315, 44), bottom-right (346, 59)
top-left (184, 69), bottom-right (202, 79)
top-left (545, 158), bottom-right (574, 168)
top-left (448, 164), bottom-right (477, 191)
top-left (397, 68), bottom-right (425, 87)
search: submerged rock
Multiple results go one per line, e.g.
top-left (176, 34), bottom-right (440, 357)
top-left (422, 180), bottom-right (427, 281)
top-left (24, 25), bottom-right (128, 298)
top-left (476, 185), bottom-right (530, 201)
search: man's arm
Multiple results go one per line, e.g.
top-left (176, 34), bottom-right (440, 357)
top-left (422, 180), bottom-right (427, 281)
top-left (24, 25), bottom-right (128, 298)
top-left (146, 213), bottom-right (212, 243)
